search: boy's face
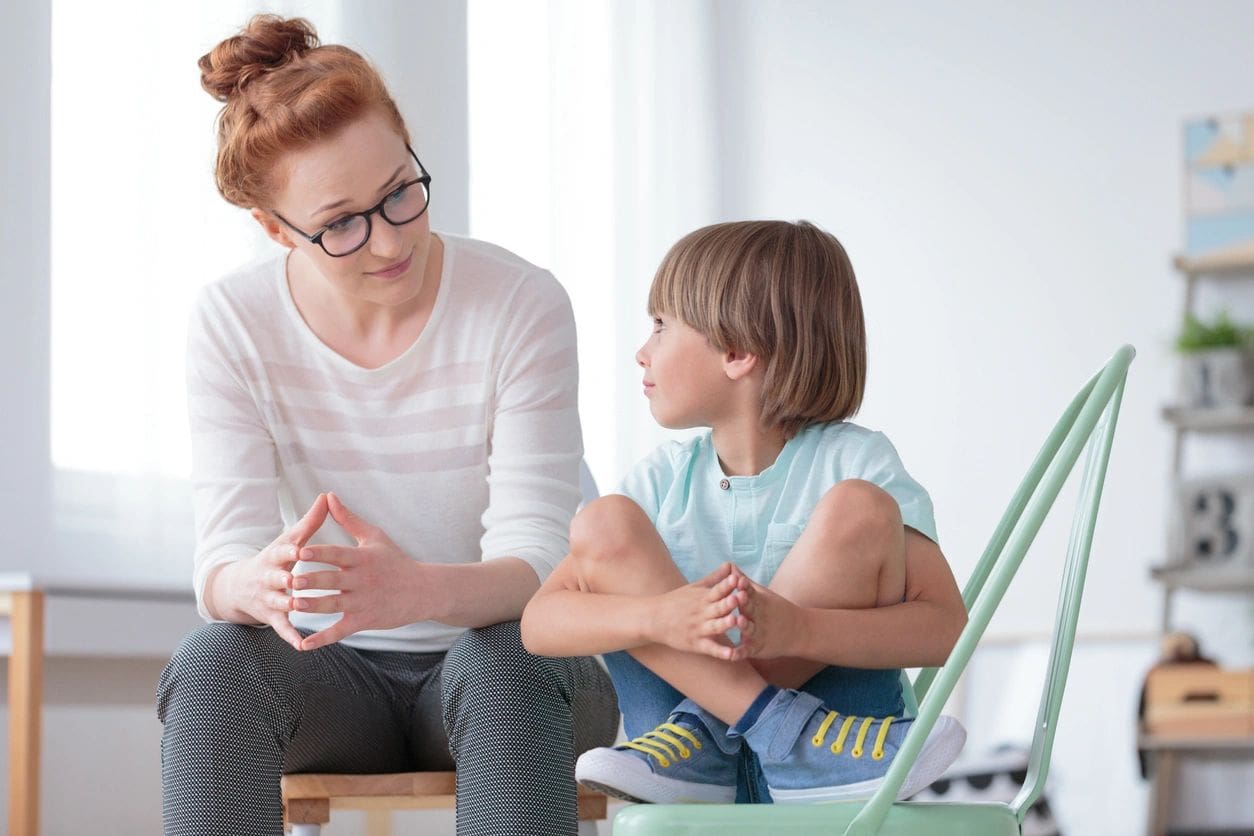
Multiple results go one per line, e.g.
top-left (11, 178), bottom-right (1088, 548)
top-left (635, 314), bottom-right (731, 429)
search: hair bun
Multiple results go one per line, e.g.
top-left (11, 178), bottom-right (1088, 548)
top-left (199, 15), bottom-right (320, 102)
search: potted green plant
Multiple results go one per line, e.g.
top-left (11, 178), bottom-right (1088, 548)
top-left (1176, 311), bottom-right (1254, 408)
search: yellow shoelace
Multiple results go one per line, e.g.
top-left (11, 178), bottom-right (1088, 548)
top-left (620, 722), bottom-right (703, 769)
top-left (811, 711), bottom-right (895, 760)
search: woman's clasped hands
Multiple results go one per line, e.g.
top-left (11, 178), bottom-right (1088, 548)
top-left (292, 492), bottom-right (435, 651)
top-left (225, 491), bottom-right (432, 652)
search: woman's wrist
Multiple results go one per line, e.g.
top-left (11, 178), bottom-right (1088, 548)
top-left (399, 558), bottom-right (439, 623)
top-left (204, 560), bottom-right (254, 624)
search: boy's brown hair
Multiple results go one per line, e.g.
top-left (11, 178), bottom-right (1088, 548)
top-left (648, 220), bottom-right (866, 438)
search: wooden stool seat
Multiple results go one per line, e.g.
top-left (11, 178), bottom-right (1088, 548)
top-left (281, 770), bottom-right (607, 835)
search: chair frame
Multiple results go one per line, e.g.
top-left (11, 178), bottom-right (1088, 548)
top-left (614, 344), bottom-right (1135, 835)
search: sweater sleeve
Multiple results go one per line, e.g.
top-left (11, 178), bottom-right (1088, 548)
top-left (479, 271), bottom-right (583, 582)
top-left (185, 289), bottom-right (284, 620)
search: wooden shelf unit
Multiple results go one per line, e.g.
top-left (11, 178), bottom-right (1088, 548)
top-left (1146, 254), bottom-right (1254, 836)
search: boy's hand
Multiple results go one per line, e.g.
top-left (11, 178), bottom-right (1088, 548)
top-left (649, 562), bottom-right (748, 661)
top-left (724, 568), bottom-right (804, 661)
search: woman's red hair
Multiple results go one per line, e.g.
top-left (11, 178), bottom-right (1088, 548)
top-left (199, 15), bottom-right (411, 207)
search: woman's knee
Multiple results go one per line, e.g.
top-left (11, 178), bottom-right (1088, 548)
top-left (441, 621), bottom-right (570, 719)
top-left (441, 622), bottom-right (569, 754)
top-left (156, 622), bottom-right (289, 721)
top-left (443, 621), bottom-right (551, 693)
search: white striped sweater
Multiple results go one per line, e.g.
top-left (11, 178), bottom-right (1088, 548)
top-left (185, 233), bottom-right (582, 652)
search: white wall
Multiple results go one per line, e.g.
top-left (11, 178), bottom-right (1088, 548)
top-left (706, 1), bottom-right (1254, 831)
top-left (711, 0), bottom-right (1254, 638)
top-left (0, 0), bottom-right (51, 571)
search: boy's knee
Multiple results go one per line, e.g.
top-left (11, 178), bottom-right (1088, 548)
top-left (569, 494), bottom-right (652, 566)
top-left (811, 480), bottom-right (903, 546)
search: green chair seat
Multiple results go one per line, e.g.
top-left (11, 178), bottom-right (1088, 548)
top-left (615, 801), bottom-right (1021, 836)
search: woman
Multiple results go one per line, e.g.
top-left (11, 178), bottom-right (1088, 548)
top-left (156, 15), bottom-right (617, 836)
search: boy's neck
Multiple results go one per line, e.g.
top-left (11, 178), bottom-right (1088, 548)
top-left (710, 420), bottom-right (788, 477)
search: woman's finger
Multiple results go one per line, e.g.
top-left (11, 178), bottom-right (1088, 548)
top-left (300, 616), bottom-right (353, 652)
top-left (326, 492), bottom-right (375, 544)
top-left (286, 493), bottom-right (329, 546)
top-left (265, 591), bottom-right (293, 612)
top-left (265, 544), bottom-right (300, 569)
top-left (268, 569), bottom-right (294, 590)
top-left (299, 544), bottom-right (357, 567)
top-left (292, 593), bottom-right (343, 615)
top-left (291, 570), bottom-right (345, 592)
top-left (269, 615), bottom-right (305, 651)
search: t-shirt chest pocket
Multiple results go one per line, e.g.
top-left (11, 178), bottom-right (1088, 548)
top-left (759, 522), bottom-right (805, 584)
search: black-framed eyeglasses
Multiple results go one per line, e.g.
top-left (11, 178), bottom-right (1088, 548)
top-left (273, 146), bottom-right (432, 258)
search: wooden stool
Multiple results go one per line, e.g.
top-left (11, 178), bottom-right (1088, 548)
top-left (281, 771), bottom-right (607, 835)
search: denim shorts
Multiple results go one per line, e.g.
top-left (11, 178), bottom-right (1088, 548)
top-left (602, 651), bottom-right (906, 803)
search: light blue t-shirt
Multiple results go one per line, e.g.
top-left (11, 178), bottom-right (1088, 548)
top-left (616, 421), bottom-right (937, 586)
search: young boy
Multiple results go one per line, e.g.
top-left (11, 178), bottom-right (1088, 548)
top-left (521, 220), bottom-right (967, 804)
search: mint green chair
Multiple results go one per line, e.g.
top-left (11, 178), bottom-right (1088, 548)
top-left (614, 344), bottom-right (1135, 836)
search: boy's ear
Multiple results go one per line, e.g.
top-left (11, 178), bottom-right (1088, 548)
top-left (723, 348), bottom-right (759, 381)
top-left (250, 208), bottom-right (298, 250)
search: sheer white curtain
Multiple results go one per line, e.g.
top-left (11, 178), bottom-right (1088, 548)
top-left (44, 0), bottom-right (468, 587)
top-left (468, 0), bottom-right (723, 490)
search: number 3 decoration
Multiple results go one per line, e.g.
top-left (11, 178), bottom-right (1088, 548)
top-left (1172, 475), bottom-right (1254, 567)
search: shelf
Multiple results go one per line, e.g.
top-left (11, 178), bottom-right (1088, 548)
top-left (1163, 405), bottom-right (1254, 432)
top-left (1175, 249), bottom-right (1254, 278)
top-left (1139, 731), bottom-right (1254, 753)
top-left (1151, 563), bottom-right (1254, 592)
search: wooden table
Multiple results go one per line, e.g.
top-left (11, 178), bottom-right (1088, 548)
top-left (1139, 730), bottom-right (1254, 836)
top-left (0, 573), bottom-right (197, 836)
top-left (0, 585), bottom-right (41, 836)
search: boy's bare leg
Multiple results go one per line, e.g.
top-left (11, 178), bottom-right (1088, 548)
top-left (569, 495), bottom-right (766, 726)
top-left (752, 479), bottom-right (908, 689)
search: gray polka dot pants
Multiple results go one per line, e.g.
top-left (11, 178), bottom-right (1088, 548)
top-left (157, 621), bottom-right (618, 836)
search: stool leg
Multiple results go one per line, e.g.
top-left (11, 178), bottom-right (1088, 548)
top-left (1147, 749), bottom-right (1175, 836)
top-left (287, 796), bottom-right (329, 836)
top-left (365, 809), bottom-right (392, 836)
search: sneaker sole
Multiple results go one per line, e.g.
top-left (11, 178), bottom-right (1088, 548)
top-left (769, 715), bottom-right (968, 804)
top-left (575, 748), bottom-right (736, 805)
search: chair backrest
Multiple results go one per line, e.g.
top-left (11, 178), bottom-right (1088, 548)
top-left (845, 344), bottom-right (1134, 836)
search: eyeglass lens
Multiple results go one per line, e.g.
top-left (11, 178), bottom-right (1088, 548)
top-left (321, 181), bottom-right (430, 256)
